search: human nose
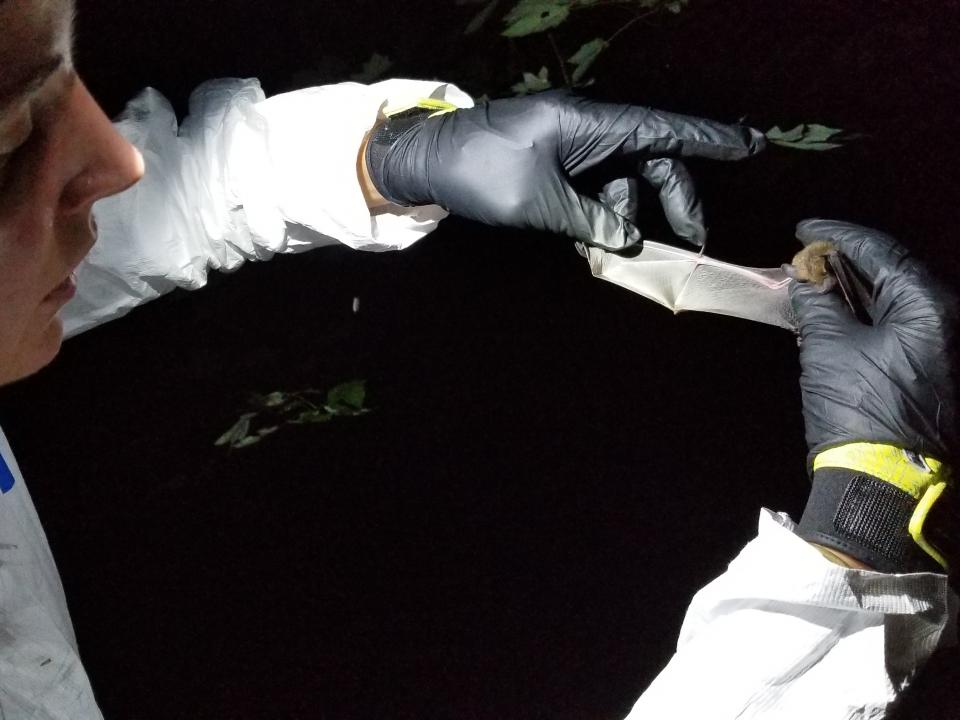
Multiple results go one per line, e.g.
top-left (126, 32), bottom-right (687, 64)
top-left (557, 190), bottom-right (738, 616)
top-left (58, 80), bottom-right (144, 215)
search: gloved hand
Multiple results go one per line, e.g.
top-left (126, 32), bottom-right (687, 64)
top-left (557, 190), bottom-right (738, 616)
top-left (366, 92), bottom-right (765, 250)
top-left (789, 219), bottom-right (957, 459)
top-left (788, 219), bottom-right (959, 573)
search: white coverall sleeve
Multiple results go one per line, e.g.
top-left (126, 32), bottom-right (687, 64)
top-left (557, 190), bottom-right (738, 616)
top-left (61, 77), bottom-right (473, 337)
top-left (624, 509), bottom-right (957, 720)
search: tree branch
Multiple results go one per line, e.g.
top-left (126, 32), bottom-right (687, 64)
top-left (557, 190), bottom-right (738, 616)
top-left (547, 32), bottom-right (572, 87)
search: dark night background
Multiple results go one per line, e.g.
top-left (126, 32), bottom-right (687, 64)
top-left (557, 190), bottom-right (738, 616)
top-left (1, 0), bottom-right (959, 718)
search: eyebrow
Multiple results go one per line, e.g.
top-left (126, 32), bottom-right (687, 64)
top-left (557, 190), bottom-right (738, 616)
top-left (0, 55), bottom-right (66, 108)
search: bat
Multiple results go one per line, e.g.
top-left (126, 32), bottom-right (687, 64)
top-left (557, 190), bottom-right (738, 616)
top-left (580, 239), bottom-right (874, 331)
top-left (787, 241), bottom-right (874, 324)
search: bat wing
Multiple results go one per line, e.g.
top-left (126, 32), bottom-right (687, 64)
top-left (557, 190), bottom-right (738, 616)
top-left (581, 241), bottom-right (797, 331)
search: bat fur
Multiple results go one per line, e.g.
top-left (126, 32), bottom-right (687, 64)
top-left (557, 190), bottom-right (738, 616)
top-left (788, 240), bottom-right (838, 292)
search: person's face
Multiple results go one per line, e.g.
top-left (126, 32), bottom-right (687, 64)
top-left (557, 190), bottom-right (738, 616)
top-left (0, 0), bottom-right (143, 385)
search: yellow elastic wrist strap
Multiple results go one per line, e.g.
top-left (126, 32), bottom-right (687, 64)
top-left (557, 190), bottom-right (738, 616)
top-left (381, 98), bottom-right (459, 119)
top-left (814, 442), bottom-right (952, 569)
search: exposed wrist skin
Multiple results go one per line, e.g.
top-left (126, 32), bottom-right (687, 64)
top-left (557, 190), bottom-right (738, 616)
top-left (357, 131), bottom-right (390, 209)
top-left (809, 542), bottom-right (874, 570)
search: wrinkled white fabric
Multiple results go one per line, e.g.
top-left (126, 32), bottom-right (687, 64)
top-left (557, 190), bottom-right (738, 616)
top-left (62, 78), bottom-right (473, 336)
top-left (625, 509), bottom-right (956, 719)
top-left (0, 428), bottom-right (103, 719)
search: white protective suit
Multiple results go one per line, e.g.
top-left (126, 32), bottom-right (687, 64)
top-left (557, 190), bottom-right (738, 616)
top-left (0, 78), bottom-right (956, 719)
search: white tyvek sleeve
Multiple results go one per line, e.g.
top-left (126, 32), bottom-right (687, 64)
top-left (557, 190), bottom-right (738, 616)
top-left (625, 509), bottom-right (956, 720)
top-left (61, 77), bottom-right (473, 337)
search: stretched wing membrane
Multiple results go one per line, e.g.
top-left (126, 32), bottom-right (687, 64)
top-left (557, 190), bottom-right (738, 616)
top-left (581, 241), bottom-right (797, 331)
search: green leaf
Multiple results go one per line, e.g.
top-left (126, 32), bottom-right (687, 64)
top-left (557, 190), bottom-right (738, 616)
top-left (803, 123), bottom-right (843, 142)
top-left (766, 124), bottom-right (805, 142)
top-left (349, 53), bottom-right (393, 83)
top-left (511, 66), bottom-right (552, 95)
top-left (502, 0), bottom-right (570, 37)
top-left (664, 0), bottom-right (689, 12)
top-left (263, 391), bottom-right (287, 408)
top-left (466, 0), bottom-right (500, 34)
top-left (233, 435), bottom-right (262, 448)
top-left (293, 409), bottom-right (333, 424)
top-left (217, 379), bottom-right (372, 454)
top-left (766, 123), bottom-right (846, 151)
top-left (215, 412), bottom-right (257, 447)
top-left (326, 380), bottom-right (366, 413)
top-left (567, 37), bottom-right (607, 84)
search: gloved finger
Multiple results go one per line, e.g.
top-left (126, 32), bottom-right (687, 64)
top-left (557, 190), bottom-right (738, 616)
top-left (788, 275), bottom-right (861, 338)
top-left (562, 186), bottom-right (642, 250)
top-left (559, 97), bottom-right (766, 170)
top-left (641, 158), bottom-right (706, 247)
top-left (599, 177), bottom-right (639, 225)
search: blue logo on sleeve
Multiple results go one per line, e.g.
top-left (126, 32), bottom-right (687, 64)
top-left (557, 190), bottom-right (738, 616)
top-left (0, 453), bottom-right (15, 494)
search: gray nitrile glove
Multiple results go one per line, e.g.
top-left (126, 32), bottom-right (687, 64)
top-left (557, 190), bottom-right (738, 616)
top-left (788, 219), bottom-right (959, 573)
top-left (789, 219), bottom-right (957, 460)
top-left (366, 92), bottom-right (765, 250)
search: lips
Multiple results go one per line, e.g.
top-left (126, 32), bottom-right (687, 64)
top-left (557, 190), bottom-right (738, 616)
top-left (41, 223), bottom-right (96, 307)
top-left (43, 271), bottom-right (77, 305)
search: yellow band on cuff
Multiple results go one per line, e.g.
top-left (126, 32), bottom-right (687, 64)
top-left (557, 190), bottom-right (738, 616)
top-left (908, 481), bottom-right (950, 569)
top-left (813, 442), bottom-right (948, 499)
top-left (382, 98), bottom-right (459, 119)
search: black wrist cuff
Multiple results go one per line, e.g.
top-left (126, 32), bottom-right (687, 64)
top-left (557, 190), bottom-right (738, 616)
top-left (365, 106), bottom-right (436, 207)
top-left (797, 468), bottom-right (945, 574)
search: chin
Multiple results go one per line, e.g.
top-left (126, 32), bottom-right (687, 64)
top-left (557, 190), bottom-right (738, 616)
top-left (1, 317), bottom-right (65, 386)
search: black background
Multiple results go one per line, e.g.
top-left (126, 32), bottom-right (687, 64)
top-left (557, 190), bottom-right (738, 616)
top-left (1, 1), bottom-right (959, 718)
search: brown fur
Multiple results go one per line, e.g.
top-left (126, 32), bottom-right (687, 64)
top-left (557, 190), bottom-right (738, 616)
top-left (790, 240), bottom-right (837, 287)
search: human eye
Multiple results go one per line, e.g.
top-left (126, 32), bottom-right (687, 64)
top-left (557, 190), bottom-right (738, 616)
top-left (0, 142), bottom-right (21, 191)
top-left (0, 151), bottom-right (12, 188)
top-left (0, 71), bottom-right (74, 192)
top-left (0, 108), bottom-right (37, 190)
top-left (0, 137), bottom-right (35, 193)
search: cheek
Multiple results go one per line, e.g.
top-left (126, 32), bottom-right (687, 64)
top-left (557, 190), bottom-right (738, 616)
top-left (0, 218), bottom-right (48, 307)
top-left (0, 212), bottom-right (59, 385)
